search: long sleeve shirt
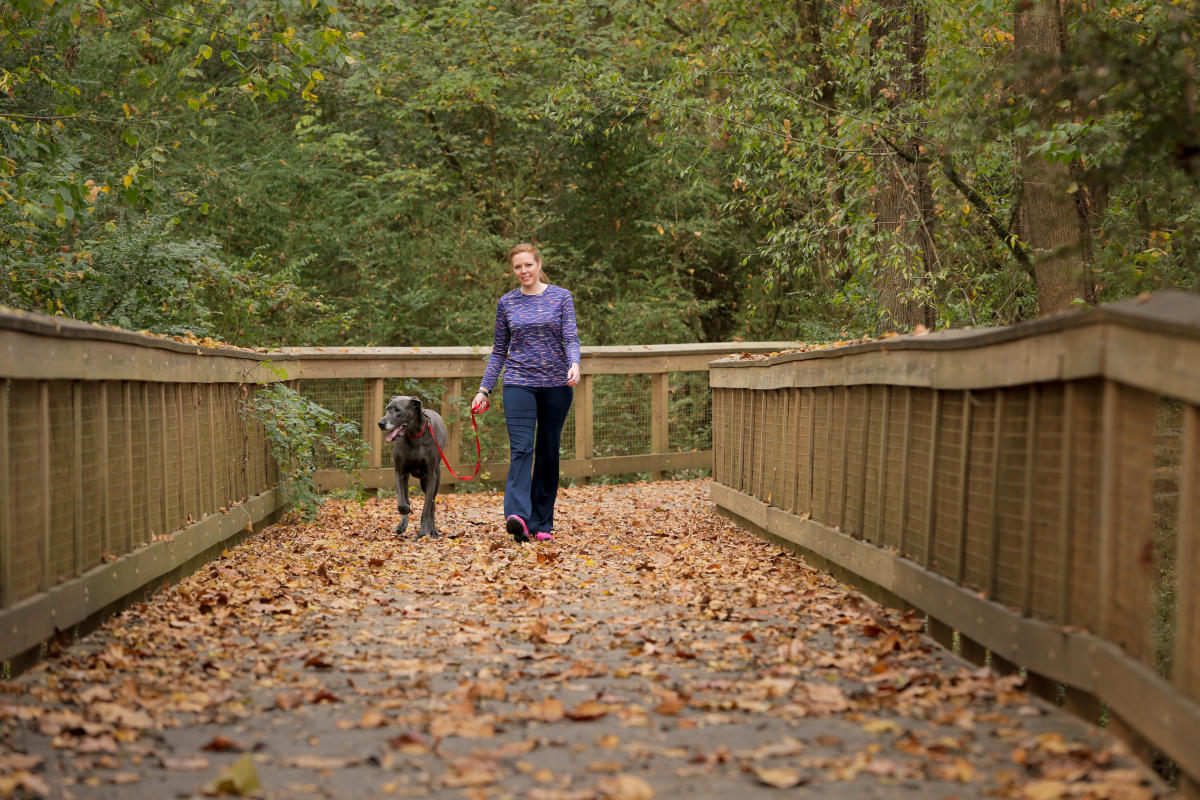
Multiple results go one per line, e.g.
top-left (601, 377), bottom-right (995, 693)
top-left (480, 285), bottom-right (581, 392)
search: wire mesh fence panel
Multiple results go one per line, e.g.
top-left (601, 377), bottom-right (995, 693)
top-left (1153, 396), bottom-right (1184, 677)
top-left (49, 381), bottom-right (75, 585)
top-left (107, 381), bottom-right (132, 557)
top-left (844, 386), bottom-right (869, 539)
top-left (668, 371), bottom-right (711, 456)
top-left (8, 381), bottom-right (43, 601)
top-left (1030, 385), bottom-right (1067, 621)
top-left (1066, 380), bottom-right (1104, 630)
top-left (963, 391), bottom-right (999, 594)
top-left (930, 390), bottom-right (965, 576)
top-left (993, 387), bottom-right (1031, 609)
top-left (297, 379), bottom-right (366, 470)
top-left (862, 386), bottom-right (888, 544)
top-left (127, 384), bottom-right (149, 549)
top-left (811, 388), bottom-right (831, 524)
top-left (78, 383), bottom-right (105, 571)
top-left (592, 374), bottom-right (652, 459)
top-left (902, 389), bottom-right (935, 566)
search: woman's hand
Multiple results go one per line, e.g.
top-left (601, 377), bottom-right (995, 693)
top-left (471, 392), bottom-right (490, 413)
top-left (566, 364), bottom-right (581, 386)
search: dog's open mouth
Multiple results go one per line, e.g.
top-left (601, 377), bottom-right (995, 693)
top-left (386, 425), bottom-right (405, 442)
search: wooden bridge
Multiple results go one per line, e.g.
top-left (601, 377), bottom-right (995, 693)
top-left (0, 293), bottom-right (1197, 797)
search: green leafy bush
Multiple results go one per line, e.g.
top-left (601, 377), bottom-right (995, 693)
top-left (242, 383), bottom-right (367, 519)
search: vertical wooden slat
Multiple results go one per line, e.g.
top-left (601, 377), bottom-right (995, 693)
top-left (790, 389), bottom-right (803, 512)
top-left (159, 384), bottom-right (170, 534)
top-left (1176, 403), bottom-right (1200, 704)
top-left (855, 387), bottom-right (871, 540)
top-left (782, 389), bottom-right (794, 512)
top-left (99, 383), bottom-right (110, 558)
top-left (650, 373), bottom-right (669, 481)
top-left (1021, 384), bottom-right (1039, 615)
top-left (39, 381), bottom-right (51, 591)
top-left (756, 390), bottom-right (767, 499)
top-left (805, 388), bottom-right (816, 509)
top-left (123, 382), bottom-right (135, 544)
top-left (839, 385), bottom-right (851, 532)
top-left (987, 389), bottom-right (1006, 598)
top-left (175, 385), bottom-right (186, 526)
top-left (898, 387), bottom-right (914, 557)
top-left (363, 378), bottom-right (385, 470)
top-left (207, 384), bottom-right (218, 509)
top-left (72, 381), bottom-right (83, 577)
top-left (141, 383), bottom-right (153, 541)
top-left (955, 390), bottom-right (974, 584)
top-left (824, 387), bottom-right (835, 519)
top-left (0, 380), bottom-right (10, 608)
top-left (875, 385), bottom-right (891, 544)
top-left (193, 384), bottom-right (205, 517)
top-left (923, 390), bottom-right (941, 569)
top-left (1057, 382), bottom-right (1077, 623)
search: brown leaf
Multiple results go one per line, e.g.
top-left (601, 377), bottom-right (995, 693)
top-left (200, 735), bottom-right (244, 753)
top-left (275, 693), bottom-right (304, 711)
top-left (750, 766), bottom-right (806, 789)
top-left (596, 774), bottom-right (656, 800)
top-left (566, 701), bottom-right (611, 721)
top-left (386, 731), bottom-right (431, 755)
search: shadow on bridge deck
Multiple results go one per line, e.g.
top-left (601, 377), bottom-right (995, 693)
top-left (0, 481), bottom-right (1163, 799)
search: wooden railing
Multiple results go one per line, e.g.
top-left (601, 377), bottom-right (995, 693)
top-left (710, 291), bottom-right (1200, 793)
top-left (0, 306), bottom-right (786, 663)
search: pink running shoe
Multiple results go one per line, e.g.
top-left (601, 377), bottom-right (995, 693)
top-left (535, 532), bottom-right (554, 542)
top-left (506, 515), bottom-right (531, 543)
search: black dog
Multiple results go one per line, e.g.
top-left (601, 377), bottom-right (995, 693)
top-left (377, 396), bottom-right (449, 539)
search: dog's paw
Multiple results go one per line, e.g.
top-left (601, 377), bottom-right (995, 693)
top-left (419, 529), bottom-right (439, 540)
top-left (394, 519), bottom-right (409, 535)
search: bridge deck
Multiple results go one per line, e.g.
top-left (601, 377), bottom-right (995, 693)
top-left (0, 481), bottom-right (1161, 799)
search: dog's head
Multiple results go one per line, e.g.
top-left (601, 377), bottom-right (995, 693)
top-left (378, 395), bottom-right (424, 442)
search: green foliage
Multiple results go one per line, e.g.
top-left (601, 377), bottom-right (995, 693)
top-left (242, 382), bottom-right (367, 520)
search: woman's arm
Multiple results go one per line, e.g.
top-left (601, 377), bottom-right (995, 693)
top-left (561, 291), bottom-right (581, 381)
top-left (479, 299), bottom-right (510, 394)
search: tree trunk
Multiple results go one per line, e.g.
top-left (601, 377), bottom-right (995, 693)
top-left (871, 1), bottom-right (936, 331)
top-left (1013, 0), bottom-right (1095, 315)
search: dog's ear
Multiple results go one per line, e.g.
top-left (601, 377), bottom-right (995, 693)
top-left (412, 398), bottom-right (423, 415)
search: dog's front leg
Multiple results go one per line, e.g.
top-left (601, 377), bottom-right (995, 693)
top-left (395, 470), bottom-right (411, 536)
top-left (416, 470), bottom-right (439, 539)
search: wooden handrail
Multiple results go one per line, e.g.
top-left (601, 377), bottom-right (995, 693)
top-left (710, 291), bottom-right (1200, 791)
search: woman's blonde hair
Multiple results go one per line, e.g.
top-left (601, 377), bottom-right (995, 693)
top-left (509, 242), bottom-right (545, 281)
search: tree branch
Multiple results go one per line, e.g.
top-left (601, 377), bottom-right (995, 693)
top-left (881, 135), bottom-right (1035, 279)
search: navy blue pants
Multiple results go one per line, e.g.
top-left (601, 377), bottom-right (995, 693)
top-left (502, 385), bottom-right (573, 533)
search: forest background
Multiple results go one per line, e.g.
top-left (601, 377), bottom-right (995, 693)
top-left (2, 0), bottom-right (1198, 349)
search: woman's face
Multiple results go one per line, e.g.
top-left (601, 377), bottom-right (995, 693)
top-left (511, 251), bottom-right (541, 291)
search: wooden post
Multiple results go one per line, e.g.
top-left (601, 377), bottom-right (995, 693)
top-left (1021, 384), bottom-right (1038, 615)
top-left (39, 381), bottom-right (50, 590)
top-left (1057, 382), bottom-right (1076, 623)
top-left (650, 372), bottom-right (669, 481)
top-left (923, 389), bottom-right (941, 569)
top-left (575, 374), bottom-right (594, 482)
top-left (0, 380), bottom-right (10, 608)
top-left (71, 382), bottom-right (83, 577)
top-left (363, 378), bottom-right (385, 470)
top-left (955, 390), bottom-right (973, 584)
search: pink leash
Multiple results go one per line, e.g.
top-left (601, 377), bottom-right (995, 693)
top-left (413, 411), bottom-right (483, 481)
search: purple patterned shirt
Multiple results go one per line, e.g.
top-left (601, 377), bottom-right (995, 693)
top-left (480, 285), bottom-right (581, 392)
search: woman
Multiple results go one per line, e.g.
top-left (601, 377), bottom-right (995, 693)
top-left (472, 243), bottom-right (581, 543)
